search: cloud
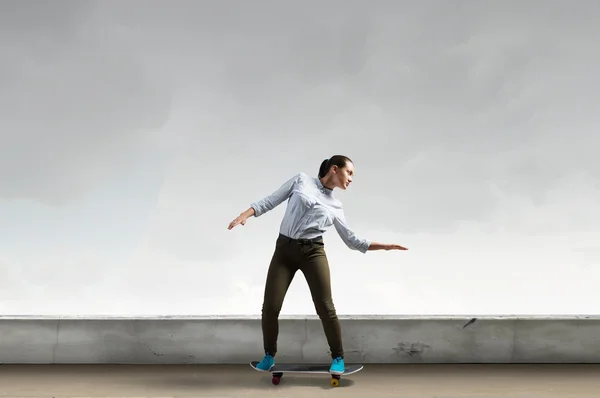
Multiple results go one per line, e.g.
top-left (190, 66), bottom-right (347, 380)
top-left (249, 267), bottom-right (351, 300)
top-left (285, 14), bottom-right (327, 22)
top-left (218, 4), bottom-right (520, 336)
top-left (0, 1), bottom-right (173, 204)
top-left (1, 1), bottom-right (599, 316)
top-left (112, 0), bottom-right (600, 231)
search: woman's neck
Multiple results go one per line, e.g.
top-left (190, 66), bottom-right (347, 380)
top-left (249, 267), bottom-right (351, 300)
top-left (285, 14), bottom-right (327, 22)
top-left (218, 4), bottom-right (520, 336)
top-left (319, 176), bottom-right (335, 190)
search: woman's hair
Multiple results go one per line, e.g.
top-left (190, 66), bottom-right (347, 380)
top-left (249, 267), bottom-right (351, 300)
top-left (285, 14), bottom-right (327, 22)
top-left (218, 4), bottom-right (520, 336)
top-left (318, 155), bottom-right (353, 178)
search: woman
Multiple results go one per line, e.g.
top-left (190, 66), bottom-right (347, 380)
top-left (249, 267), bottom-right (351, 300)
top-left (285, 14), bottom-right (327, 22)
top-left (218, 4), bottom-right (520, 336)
top-left (227, 155), bottom-right (408, 375)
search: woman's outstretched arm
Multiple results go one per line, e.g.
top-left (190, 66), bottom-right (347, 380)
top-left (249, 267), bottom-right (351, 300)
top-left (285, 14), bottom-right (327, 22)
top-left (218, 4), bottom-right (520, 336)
top-left (333, 208), bottom-right (408, 252)
top-left (227, 172), bottom-right (301, 230)
top-left (367, 241), bottom-right (408, 251)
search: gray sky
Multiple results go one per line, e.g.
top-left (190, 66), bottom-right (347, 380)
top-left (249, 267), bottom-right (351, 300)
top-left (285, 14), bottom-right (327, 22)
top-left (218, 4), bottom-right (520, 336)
top-left (1, 0), bottom-right (599, 316)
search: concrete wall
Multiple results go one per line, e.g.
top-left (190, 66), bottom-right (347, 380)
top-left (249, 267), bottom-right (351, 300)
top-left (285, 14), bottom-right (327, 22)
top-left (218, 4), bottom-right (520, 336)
top-left (1, 315), bottom-right (599, 364)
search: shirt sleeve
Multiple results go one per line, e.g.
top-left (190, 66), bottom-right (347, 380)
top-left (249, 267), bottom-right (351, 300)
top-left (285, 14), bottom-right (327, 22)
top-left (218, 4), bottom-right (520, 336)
top-left (333, 209), bottom-right (371, 253)
top-left (250, 173), bottom-right (301, 217)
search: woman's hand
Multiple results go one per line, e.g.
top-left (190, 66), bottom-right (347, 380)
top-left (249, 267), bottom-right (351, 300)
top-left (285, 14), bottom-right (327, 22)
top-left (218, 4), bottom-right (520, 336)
top-left (228, 208), bottom-right (255, 230)
top-left (385, 243), bottom-right (408, 251)
top-left (368, 242), bottom-right (408, 251)
top-left (228, 215), bottom-right (247, 230)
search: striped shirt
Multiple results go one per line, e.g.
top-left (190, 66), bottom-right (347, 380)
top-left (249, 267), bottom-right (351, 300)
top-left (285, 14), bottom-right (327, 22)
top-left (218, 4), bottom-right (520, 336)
top-left (250, 172), bottom-right (370, 253)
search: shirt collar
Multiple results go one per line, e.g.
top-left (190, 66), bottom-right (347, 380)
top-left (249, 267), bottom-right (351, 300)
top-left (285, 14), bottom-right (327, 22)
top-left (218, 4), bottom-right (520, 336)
top-left (315, 177), bottom-right (333, 195)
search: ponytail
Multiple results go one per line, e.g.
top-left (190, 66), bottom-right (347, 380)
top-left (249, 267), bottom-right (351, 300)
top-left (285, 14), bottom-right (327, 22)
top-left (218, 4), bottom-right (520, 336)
top-left (318, 158), bottom-right (329, 178)
top-left (318, 155), bottom-right (352, 178)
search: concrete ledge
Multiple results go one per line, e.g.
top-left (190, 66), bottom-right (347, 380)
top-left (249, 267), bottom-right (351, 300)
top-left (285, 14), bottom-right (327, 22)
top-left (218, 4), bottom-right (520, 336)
top-left (1, 315), bottom-right (599, 364)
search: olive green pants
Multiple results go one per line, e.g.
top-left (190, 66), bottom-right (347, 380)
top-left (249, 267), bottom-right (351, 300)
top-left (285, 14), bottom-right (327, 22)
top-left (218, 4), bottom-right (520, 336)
top-left (261, 234), bottom-right (344, 359)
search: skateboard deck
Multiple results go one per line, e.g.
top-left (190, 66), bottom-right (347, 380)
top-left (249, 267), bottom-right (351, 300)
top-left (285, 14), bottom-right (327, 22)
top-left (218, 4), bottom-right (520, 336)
top-left (250, 360), bottom-right (363, 386)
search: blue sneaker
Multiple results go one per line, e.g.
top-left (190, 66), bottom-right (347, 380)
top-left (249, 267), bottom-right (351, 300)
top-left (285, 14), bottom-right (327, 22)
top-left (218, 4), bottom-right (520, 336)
top-left (256, 353), bottom-right (275, 371)
top-left (329, 356), bottom-right (345, 375)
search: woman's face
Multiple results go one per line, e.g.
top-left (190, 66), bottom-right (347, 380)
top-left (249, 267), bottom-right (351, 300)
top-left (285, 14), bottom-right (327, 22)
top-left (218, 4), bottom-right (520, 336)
top-left (333, 161), bottom-right (354, 190)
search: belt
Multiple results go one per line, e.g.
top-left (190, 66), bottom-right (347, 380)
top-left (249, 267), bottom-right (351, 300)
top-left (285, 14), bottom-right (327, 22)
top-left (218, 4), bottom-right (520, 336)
top-left (279, 233), bottom-right (324, 245)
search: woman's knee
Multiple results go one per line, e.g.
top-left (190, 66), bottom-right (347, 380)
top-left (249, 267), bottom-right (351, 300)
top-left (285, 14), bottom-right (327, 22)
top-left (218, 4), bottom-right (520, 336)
top-left (261, 300), bottom-right (284, 317)
top-left (313, 298), bottom-right (337, 319)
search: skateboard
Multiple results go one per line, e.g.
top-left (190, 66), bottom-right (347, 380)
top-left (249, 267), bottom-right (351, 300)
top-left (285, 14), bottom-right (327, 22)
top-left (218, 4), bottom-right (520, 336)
top-left (250, 360), bottom-right (363, 387)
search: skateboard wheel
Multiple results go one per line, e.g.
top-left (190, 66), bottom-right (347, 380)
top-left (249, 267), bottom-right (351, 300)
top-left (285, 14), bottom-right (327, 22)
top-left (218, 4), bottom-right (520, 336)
top-left (272, 375), bottom-right (281, 385)
top-left (330, 378), bottom-right (340, 387)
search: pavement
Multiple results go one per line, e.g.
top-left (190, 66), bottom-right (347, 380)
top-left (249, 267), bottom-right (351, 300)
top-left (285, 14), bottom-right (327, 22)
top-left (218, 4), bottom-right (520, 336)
top-left (1, 363), bottom-right (599, 397)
